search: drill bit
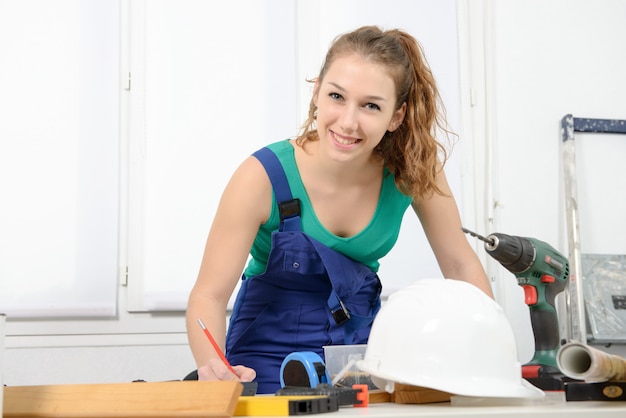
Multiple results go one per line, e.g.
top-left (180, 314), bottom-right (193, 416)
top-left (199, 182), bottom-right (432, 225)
top-left (462, 227), bottom-right (495, 246)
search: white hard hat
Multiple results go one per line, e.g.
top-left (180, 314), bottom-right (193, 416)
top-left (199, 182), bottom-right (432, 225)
top-left (357, 278), bottom-right (544, 398)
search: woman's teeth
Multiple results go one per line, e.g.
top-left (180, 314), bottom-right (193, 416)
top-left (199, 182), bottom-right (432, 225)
top-left (334, 133), bottom-right (358, 145)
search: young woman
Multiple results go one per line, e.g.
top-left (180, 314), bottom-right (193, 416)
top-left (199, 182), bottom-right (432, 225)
top-left (186, 26), bottom-right (493, 393)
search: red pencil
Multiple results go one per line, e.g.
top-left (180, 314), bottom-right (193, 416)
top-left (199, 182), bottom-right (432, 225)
top-left (197, 318), bottom-right (237, 375)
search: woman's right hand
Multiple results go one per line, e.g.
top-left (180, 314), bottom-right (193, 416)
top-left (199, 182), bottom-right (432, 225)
top-left (197, 358), bottom-right (257, 383)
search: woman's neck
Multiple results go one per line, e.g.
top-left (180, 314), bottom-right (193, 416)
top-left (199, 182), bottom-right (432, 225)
top-left (293, 139), bottom-right (382, 188)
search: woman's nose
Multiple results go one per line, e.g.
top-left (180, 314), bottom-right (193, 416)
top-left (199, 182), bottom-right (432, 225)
top-left (339, 105), bottom-right (358, 133)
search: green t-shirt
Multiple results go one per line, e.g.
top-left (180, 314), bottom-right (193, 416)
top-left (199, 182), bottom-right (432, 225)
top-left (243, 139), bottom-right (413, 277)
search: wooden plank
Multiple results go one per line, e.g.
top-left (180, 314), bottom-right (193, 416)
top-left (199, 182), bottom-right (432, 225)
top-left (3, 381), bottom-right (242, 417)
top-left (391, 384), bottom-right (451, 404)
top-left (368, 389), bottom-right (392, 403)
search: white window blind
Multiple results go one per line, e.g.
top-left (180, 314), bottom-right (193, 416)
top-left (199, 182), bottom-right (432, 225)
top-left (126, 0), bottom-right (299, 311)
top-left (0, 0), bottom-right (119, 318)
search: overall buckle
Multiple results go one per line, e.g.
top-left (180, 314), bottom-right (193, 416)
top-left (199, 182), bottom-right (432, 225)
top-left (330, 299), bottom-right (351, 325)
top-left (278, 198), bottom-right (301, 221)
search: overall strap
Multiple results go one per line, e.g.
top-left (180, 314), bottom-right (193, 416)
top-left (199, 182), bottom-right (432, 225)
top-left (252, 147), bottom-right (302, 232)
top-left (307, 236), bottom-right (381, 344)
top-left (251, 146), bottom-right (378, 344)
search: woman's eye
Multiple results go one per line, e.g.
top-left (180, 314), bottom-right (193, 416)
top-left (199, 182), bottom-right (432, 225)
top-left (329, 92), bottom-right (343, 101)
top-left (365, 103), bottom-right (381, 111)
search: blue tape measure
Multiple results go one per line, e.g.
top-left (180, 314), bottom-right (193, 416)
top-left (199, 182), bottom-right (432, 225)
top-left (279, 351), bottom-right (331, 388)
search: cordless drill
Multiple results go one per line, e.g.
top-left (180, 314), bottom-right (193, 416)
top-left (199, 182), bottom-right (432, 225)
top-left (463, 228), bottom-right (570, 389)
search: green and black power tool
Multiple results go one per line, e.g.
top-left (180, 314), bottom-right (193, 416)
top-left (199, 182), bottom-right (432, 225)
top-left (463, 228), bottom-right (570, 390)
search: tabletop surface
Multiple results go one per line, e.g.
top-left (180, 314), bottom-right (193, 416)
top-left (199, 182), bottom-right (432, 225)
top-left (298, 392), bottom-right (626, 418)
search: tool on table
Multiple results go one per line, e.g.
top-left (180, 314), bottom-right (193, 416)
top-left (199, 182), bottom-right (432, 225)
top-left (562, 381), bottom-right (626, 401)
top-left (235, 394), bottom-right (339, 416)
top-left (277, 384), bottom-right (369, 407)
top-left (557, 341), bottom-right (626, 382)
top-left (556, 341), bottom-right (626, 401)
top-left (280, 351), bottom-right (331, 389)
top-left (278, 351), bottom-right (370, 407)
top-left (463, 228), bottom-right (570, 390)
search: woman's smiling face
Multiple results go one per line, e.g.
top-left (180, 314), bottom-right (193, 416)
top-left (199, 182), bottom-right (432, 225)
top-left (313, 53), bottom-right (406, 162)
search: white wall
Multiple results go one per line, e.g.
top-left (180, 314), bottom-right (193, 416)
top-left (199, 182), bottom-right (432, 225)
top-left (472, 0), bottom-right (626, 357)
top-left (3, 0), bottom-right (626, 386)
top-left (125, 0), bottom-right (462, 312)
top-left (2, 0), bottom-right (461, 386)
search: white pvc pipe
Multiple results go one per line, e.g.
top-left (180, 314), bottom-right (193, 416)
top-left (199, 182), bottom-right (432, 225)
top-left (557, 341), bottom-right (626, 382)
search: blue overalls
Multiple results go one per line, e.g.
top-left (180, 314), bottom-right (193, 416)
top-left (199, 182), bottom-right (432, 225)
top-left (225, 147), bottom-right (382, 394)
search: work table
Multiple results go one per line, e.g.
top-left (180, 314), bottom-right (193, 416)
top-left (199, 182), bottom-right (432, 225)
top-left (4, 381), bottom-right (626, 417)
top-left (319, 396), bottom-right (626, 418)
top-left (241, 391), bottom-right (626, 417)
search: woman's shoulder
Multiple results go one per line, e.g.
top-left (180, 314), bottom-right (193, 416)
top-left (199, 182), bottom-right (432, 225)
top-left (264, 138), bottom-right (295, 156)
top-left (382, 167), bottom-right (413, 202)
top-left (256, 139), bottom-right (298, 174)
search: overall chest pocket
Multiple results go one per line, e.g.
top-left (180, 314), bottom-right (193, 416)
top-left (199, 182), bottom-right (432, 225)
top-left (282, 249), bottom-right (326, 275)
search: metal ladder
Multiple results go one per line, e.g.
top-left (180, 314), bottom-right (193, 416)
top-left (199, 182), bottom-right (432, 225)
top-left (561, 115), bottom-right (626, 344)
